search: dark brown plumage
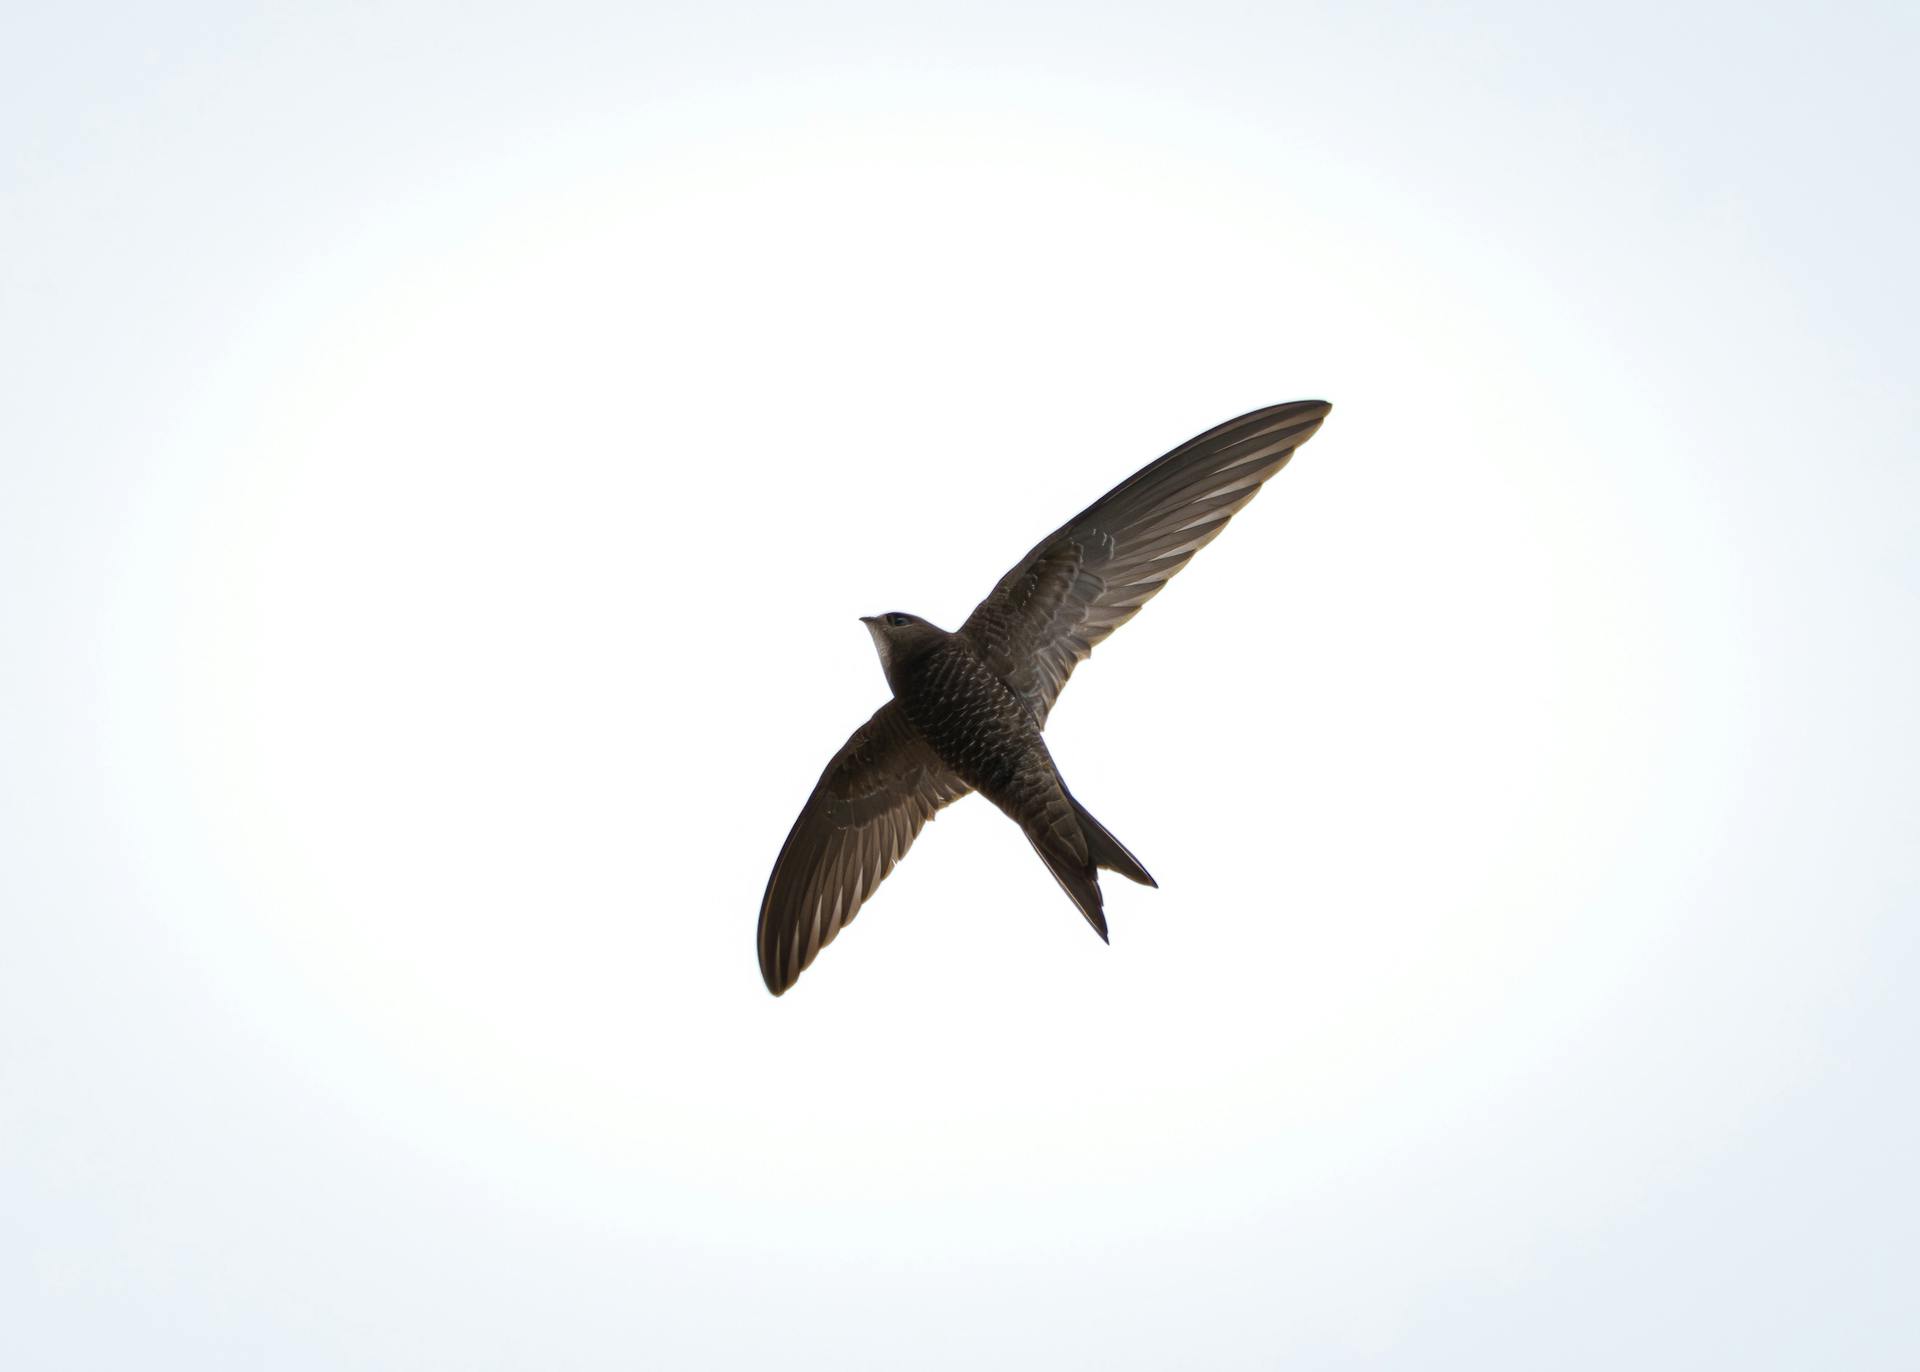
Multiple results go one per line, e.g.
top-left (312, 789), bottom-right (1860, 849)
top-left (757, 399), bottom-right (1333, 995)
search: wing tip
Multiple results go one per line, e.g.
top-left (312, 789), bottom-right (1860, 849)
top-left (1194, 399), bottom-right (1332, 465)
top-left (757, 937), bottom-right (791, 996)
top-left (1265, 397), bottom-right (1332, 433)
top-left (1248, 397), bottom-right (1330, 415)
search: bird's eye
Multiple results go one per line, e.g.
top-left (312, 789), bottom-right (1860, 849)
top-left (886, 613), bottom-right (910, 628)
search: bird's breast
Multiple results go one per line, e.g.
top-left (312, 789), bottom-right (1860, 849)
top-left (894, 642), bottom-right (1043, 796)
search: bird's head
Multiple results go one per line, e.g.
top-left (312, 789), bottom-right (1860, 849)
top-left (860, 612), bottom-right (943, 686)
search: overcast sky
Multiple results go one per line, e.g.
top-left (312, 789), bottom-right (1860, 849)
top-left (4, 2), bottom-right (1916, 1368)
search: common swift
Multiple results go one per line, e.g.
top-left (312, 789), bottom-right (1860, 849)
top-left (757, 400), bottom-right (1332, 995)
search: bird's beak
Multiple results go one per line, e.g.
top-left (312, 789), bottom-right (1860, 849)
top-left (860, 616), bottom-right (891, 668)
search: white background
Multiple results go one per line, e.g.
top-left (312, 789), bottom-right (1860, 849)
top-left (4, 2), bottom-right (1915, 1367)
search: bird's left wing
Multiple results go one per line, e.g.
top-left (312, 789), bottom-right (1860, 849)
top-left (758, 702), bottom-right (971, 995)
top-left (961, 400), bottom-right (1331, 726)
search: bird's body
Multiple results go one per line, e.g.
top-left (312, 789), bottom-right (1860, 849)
top-left (878, 623), bottom-right (1039, 799)
top-left (757, 399), bottom-right (1332, 995)
top-left (876, 621), bottom-right (1149, 942)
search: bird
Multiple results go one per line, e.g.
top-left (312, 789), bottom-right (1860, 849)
top-left (756, 399), bottom-right (1332, 995)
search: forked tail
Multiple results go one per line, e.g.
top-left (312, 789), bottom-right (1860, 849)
top-left (1023, 792), bottom-right (1157, 945)
top-left (1029, 835), bottom-right (1111, 943)
top-left (1069, 795), bottom-right (1156, 889)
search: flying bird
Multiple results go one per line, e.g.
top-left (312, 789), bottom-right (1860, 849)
top-left (757, 400), bottom-right (1332, 995)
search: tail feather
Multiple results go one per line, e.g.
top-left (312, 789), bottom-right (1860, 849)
top-left (1070, 796), bottom-right (1157, 888)
top-left (1027, 832), bottom-right (1109, 942)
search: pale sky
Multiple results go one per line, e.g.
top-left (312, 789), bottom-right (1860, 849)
top-left (4, 3), bottom-right (1916, 1368)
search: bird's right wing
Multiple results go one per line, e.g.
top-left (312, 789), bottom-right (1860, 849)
top-left (961, 400), bottom-right (1331, 726)
top-left (757, 702), bottom-right (971, 995)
